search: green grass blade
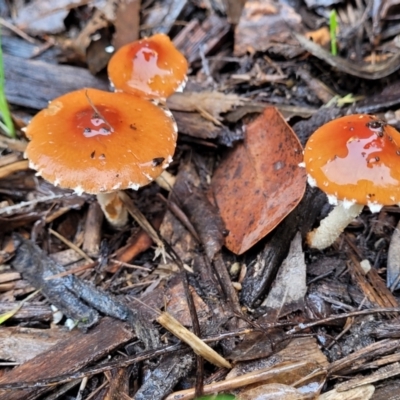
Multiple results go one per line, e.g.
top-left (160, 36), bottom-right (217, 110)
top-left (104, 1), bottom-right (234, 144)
top-left (0, 28), bottom-right (16, 138)
top-left (329, 9), bottom-right (338, 56)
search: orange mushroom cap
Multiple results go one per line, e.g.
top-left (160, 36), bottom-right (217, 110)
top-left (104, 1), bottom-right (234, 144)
top-left (303, 114), bottom-right (400, 209)
top-left (107, 33), bottom-right (188, 100)
top-left (25, 88), bottom-right (177, 194)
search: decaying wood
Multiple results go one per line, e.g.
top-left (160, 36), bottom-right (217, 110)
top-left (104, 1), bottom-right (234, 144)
top-left (174, 15), bottom-right (231, 63)
top-left (261, 232), bottom-right (307, 317)
top-left (347, 251), bottom-right (399, 309)
top-left (2, 0), bottom-right (400, 398)
top-left (240, 187), bottom-right (326, 307)
top-left (336, 362), bottom-right (400, 392)
top-left (319, 385), bottom-right (375, 400)
top-left (4, 53), bottom-right (108, 109)
top-left (0, 326), bottom-right (75, 363)
top-left (0, 318), bottom-right (135, 400)
top-left (0, 302), bottom-right (51, 322)
top-left (329, 338), bottom-right (400, 375)
top-left (166, 360), bottom-right (313, 400)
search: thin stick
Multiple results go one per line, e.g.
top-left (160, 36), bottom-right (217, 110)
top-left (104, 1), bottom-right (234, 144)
top-left (84, 90), bottom-right (114, 132)
top-left (49, 228), bottom-right (93, 264)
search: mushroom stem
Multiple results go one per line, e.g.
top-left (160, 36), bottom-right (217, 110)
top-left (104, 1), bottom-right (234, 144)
top-left (307, 202), bottom-right (364, 250)
top-left (96, 192), bottom-right (128, 228)
top-left (155, 170), bottom-right (176, 191)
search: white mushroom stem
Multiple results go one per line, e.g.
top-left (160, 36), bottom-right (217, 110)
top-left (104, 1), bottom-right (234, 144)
top-left (96, 192), bottom-right (128, 228)
top-left (307, 202), bottom-right (364, 250)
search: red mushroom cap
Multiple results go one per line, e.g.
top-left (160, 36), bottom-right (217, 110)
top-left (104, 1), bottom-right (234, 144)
top-left (25, 88), bottom-right (177, 194)
top-left (303, 114), bottom-right (400, 208)
top-left (107, 33), bottom-right (188, 100)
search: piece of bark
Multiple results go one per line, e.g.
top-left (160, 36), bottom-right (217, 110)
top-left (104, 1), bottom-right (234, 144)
top-left (104, 366), bottom-right (131, 400)
top-left (82, 201), bottom-right (104, 258)
top-left (372, 379), bottom-right (400, 400)
top-left (0, 326), bottom-right (74, 363)
top-left (135, 352), bottom-right (195, 400)
top-left (213, 253), bottom-right (242, 315)
top-left (240, 187), bottom-right (326, 307)
top-left (234, 0), bottom-right (302, 56)
top-left (347, 252), bottom-right (398, 309)
top-left (112, 0), bottom-right (141, 49)
top-left (4, 54), bottom-right (108, 109)
top-left (165, 278), bottom-right (210, 328)
top-left (170, 163), bottom-right (225, 261)
top-left (0, 318), bottom-right (135, 400)
top-left (174, 14), bottom-right (231, 63)
top-left (168, 359), bottom-right (319, 400)
top-left (211, 107), bottom-right (306, 255)
top-left (222, 0), bottom-right (247, 24)
top-left (142, 0), bottom-right (188, 35)
top-left (13, 0), bottom-right (78, 35)
top-left (329, 338), bottom-right (400, 374)
top-left (10, 235), bottom-right (161, 349)
top-left (319, 385), bottom-right (375, 400)
top-left (372, 317), bottom-right (400, 339)
top-left (167, 91), bottom-right (246, 121)
top-left (227, 328), bottom-right (290, 362)
top-left (0, 302), bottom-right (52, 322)
top-left (173, 111), bottom-right (235, 142)
top-left (336, 362), bottom-right (400, 392)
top-left (261, 232), bottom-right (306, 317)
top-left (355, 80), bottom-right (400, 114)
top-left (0, 271), bottom-right (20, 283)
top-left (2, 32), bottom-right (57, 61)
top-left (160, 207), bottom-right (198, 265)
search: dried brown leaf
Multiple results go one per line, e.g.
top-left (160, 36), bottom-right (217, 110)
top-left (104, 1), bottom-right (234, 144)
top-left (211, 107), bottom-right (306, 254)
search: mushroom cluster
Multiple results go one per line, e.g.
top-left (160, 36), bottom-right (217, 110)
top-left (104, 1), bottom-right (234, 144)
top-left (25, 34), bottom-right (188, 227)
top-left (303, 114), bottom-right (400, 250)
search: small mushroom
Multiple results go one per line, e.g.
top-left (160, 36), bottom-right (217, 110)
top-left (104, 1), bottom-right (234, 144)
top-left (25, 88), bottom-right (177, 227)
top-left (303, 114), bottom-right (400, 250)
top-left (107, 33), bottom-right (188, 100)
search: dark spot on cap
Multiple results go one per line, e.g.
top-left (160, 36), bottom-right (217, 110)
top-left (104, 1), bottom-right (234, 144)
top-left (90, 151), bottom-right (95, 158)
top-left (152, 157), bottom-right (165, 166)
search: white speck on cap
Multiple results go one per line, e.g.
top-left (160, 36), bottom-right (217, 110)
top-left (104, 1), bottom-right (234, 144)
top-left (307, 174), bottom-right (317, 187)
top-left (342, 198), bottom-right (356, 209)
top-left (327, 194), bottom-right (338, 205)
top-left (74, 186), bottom-right (84, 196)
top-left (368, 202), bottom-right (383, 213)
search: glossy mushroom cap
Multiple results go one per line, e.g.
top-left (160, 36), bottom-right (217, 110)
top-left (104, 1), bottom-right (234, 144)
top-left (304, 114), bottom-right (400, 210)
top-left (107, 33), bottom-right (188, 100)
top-left (25, 88), bottom-right (177, 194)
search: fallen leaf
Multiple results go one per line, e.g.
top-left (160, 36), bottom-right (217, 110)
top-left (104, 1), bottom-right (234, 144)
top-left (211, 107), bottom-right (306, 254)
top-left (167, 91), bottom-right (246, 122)
top-left (234, 0), bottom-right (302, 56)
top-left (14, 0), bottom-right (83, 35)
